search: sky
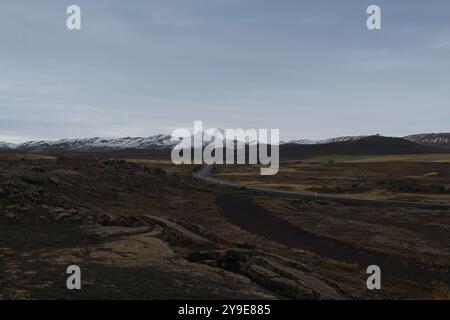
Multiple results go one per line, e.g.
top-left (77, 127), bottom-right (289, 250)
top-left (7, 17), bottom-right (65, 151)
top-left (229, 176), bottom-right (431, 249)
top-left (0, 0), bottom-right (449, 143)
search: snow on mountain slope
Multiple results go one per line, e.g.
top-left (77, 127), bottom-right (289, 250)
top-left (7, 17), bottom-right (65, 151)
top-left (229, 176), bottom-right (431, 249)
top-left (2, 135), bottom-right (181, 151)
top-left (0, 131), bottom-right (259, 151)
top-left (1, 133), bottom-right (448, 151)
top-left (0, 142), bottom-right (17, 149)
top-left (283, 139), bottom-right (317, 145)
top-left (404, 133), bottom-right (450, 149)
top-left (285, 135), bottom-right (372, 145)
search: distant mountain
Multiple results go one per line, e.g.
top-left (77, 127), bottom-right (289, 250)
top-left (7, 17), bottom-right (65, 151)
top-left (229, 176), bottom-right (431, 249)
top-left (285, 135), bottom-right (370, 145)
top-left (0, 142), bottom-right (16, 149)
top-left (280, 135), bottom-right (448, 160)
top-left (1, 134), bottom-right (449, 157)
top-left (404, 133), bottom-right (450, 149)
top-left (0, 135), bottom-right (180, 152)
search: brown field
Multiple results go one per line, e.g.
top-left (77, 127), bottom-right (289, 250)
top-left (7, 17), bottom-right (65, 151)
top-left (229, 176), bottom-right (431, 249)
top-left (1, 152), bottom-right (449, 299)
top-left (211, 159), bottom-right (450, 204)
top-left (303, 154), bottom-right (450, 163)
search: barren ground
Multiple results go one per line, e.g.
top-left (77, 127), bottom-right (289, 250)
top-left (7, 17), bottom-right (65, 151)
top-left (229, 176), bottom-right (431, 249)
top-left (0, 152), bottom-right (449, 299)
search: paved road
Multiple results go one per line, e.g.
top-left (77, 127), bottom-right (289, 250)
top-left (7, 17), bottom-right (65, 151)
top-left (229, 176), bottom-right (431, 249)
top-left (193, 165), bottom-right (450, 210)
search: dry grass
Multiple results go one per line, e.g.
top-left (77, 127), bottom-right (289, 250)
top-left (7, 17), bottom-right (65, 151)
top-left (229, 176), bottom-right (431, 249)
top-left (124, 158), bottom-right (195, 176)
top-left (432, 283), bottom-right (450, 300)
top-left (324, 259), bottom-right (359, 271)
top-left (0, 152), bottom-right (57, 161)
top-left (212, 160), bottom-right (450, 203)
top-left (304, 154), bottom-right (450, 163)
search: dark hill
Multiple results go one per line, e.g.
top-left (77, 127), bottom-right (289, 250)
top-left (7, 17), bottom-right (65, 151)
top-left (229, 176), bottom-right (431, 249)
top-left (280, 136), bottom-right (448, 160)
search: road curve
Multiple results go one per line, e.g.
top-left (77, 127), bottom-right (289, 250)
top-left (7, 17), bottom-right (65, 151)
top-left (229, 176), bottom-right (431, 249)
top-left (193, 165), bottom-right (450, 210)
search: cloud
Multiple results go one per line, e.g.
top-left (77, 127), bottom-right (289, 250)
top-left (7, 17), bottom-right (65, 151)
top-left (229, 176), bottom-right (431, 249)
top-left (0, 1), bottom-right (449, 141)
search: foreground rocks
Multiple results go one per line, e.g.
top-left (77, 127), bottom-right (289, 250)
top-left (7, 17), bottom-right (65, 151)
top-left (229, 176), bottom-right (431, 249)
top-left (188, 248), bottom-right (346, 299)
top-left (0, 209), bottom-right (348, 299)
top-left (0, 215), bottom-right (275, 299)
top-left (4, 153), bottom-right (444, 299)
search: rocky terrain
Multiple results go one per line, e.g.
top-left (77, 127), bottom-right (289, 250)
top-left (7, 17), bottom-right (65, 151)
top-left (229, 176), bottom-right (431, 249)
top-left (1, 151), bottom-right (449, 299)
top-left (0, 152), bottom-right (357, 299)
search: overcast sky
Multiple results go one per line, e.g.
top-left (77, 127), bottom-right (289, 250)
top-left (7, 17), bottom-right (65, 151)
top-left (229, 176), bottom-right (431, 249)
top-left (1, 0), bottom-right (449, 142)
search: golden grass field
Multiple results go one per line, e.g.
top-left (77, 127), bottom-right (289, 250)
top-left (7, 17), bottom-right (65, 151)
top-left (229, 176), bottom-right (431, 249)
top-left (212, 154), bottom-right (450, 203)
top-left (302, 154), bottom-right (450, 163)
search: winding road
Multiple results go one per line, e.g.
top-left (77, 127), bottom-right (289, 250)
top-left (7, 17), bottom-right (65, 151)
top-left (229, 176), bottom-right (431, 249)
top-left (193, 164), bottom-right (450, 286)
top-left (193, 164), bottom-right (450, 210)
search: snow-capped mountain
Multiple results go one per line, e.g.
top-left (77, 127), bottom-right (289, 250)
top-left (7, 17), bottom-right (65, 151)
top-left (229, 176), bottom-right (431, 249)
top-left (1, 133), bottom-right (448, 152)
top-left (0, 131), bottom-right (249, 151)
top-left (0, 131), bottom-right (266, 152)
top-left (284, 135), bottom-right (372, 145)
top-left (0, 135), bottom-right (181, 151)
top-left (0, 142), bottom-right (17, 149)
top-left (283, 139), bottom-right (317, 145)
top-left (404, 133), bottom-right (450, 149)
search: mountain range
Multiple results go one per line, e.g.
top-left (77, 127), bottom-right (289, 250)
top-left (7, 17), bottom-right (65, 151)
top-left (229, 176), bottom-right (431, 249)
top-left (284, 135), bottom-right (373, 145)
top-left (0, 133), bottom-right (449, 153)
top-left (279, 135), bottom-right (448, 160)
top-left (0, 135), bottom-right (178, 152)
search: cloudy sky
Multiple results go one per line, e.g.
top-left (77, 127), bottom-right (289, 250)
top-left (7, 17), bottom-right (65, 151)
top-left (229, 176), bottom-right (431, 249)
top-left (1, 0), bottom-right (449, 142)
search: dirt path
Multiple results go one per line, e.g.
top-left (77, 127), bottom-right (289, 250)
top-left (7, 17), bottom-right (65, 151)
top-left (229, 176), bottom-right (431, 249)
top-left (215, 193), bottom-right (449, 287)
